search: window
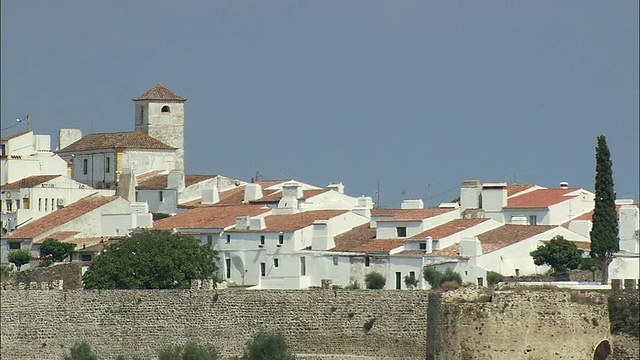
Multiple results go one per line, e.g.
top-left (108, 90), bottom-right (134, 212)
top-left (83, 159), bottom-right (88, 175)
top-left (477, 277), bottom-right (484, 286)
top-left (396, 272), bottom-right (402, 289)
top-left (278, 234), bottom-right (284, 245)
top-left (81, 254), bottom-right (92, 262)
top-left (44, 198), bottom-right (48, 212)
top-left (106, 157), bottom-right (111, 173)
top-left (396, 227), bottom-right (407, 237)
top-left (515, 269), bottom-right (520, 277)
top-left (226, 234), bottom-right (231, 243)
top-left (0, 144), bottom-right (5, 156)
top-left (529, 215), bottom-right (537, 225)
top-left (6, 200), bottom-right (12, 212)
top-left (15, 200), bottom-right (20, 210)
top-left (365, 256), bottom-right (370, 267)
top-left (23, 197), bottom-right (30, 209)
top-left (260, 235), bottom-right (265, 245)
top-left (38, 198), bottom-right (42, 211)
top-left (140, 107), bottom-right (144, 123)
top-left (161, 105), bottom-right (171, 113)
top-left (8, 242), bottom-right (20, 250)
top-left (332, 257), bottom-right (339, 266)
top-left (300, 257), bottom-right (306, 276)
top-left (135, 191), bottom-right (139, 202)
top-left (225, 258), bottom-right (231, 279)
top-left (159, 191), bottom-right (164, 202)
top-left (273, 258), bottom-right (279, 268)
top-left (207, 235), bottom-right (213, 247)
top-left (419, 243), bottom-right (427, 250)
top-left (410, 271), bottom-right (416, 282)
top-left (51, 198), bottom-right (55, 210)
top-left (260, 262), bottom-right (266, 277)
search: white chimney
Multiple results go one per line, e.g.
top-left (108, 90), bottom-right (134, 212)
top-left (167, 171), bottom-right (185, 192)
top-left (201, 186), bottom-right (220, 205)
top-left (401, 199), bottom-right (424, 209)
top-left (460, 179), bottom-right (481, 212)
top-left (59, 128), bottom-right (82, 150)
top-left (244, 183), bottom-right (263, 203)
top-left (236, 216), bottom-right (249, 230)
top-left (282, 182), bottom-right (303, 199)
top-left (425, 236), bottom-right (433, 254)
top-left (481, 183), bottom-right (507, 212)
top-left (311, 220), bottom-right (335, 250)
top-left (328, 182), bottom-right (345, 194)
top-left (460, 237), bottom-right (482, 257)
top-left (249, 217), bottom-right (266, 230)
top-left (559, 182), bottom-right (569, 189)
top-left (358, 196), bottom-right (374, 209)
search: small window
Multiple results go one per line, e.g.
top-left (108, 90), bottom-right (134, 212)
top-left (260, 235), bottom-right (265, 245)
top-left (419, 243), bottom-right (427, 250)
top-left (159, 191), bottom-right (164, 202)
top-left (140, 107), bottom-right (144, 123)
top-left (15, 200), bottom-right (20, 210)
top-left (332, 257), bottom-right (339, 266)
top-left (515, 269), bottom-right (520, 276)
top-left (410, 271), bottom-right (416, 279)
top-left (207, 235), bottom-right (213, 246)
top-left (81, 254), bottom-right (92, 262)
top-left (365, 256), bottom-right (370, 267)
top-left (5, 200), bottom-right (12, 212)
top-left (38, 198), bottom-right (42, 211)
top-left (44, 198), bottom-right (48, 212)
top-left (225, 258), bottom-right (231, 279)
top-left (23, 198), bottom-right (30, 209)
top-left (274, 258), bottom-right (279, 268)
top-left (477, 277), bottom-right (484, 286)
top-left (83, 159), bottom-right (88, 175)
top-left (135, 191), bottom-right (139, 202)
top-left (226, 234), bottom-right (231, 243)
top-left (278, 234), bottom-right (284, 245)
top-left (8, 242), bottom-right (20, 250)
top-left (260, 262), bottom-right (266, 277)
top-left (396, 227), bottom-right (407, 237)
top-left (529, 215), bottom-right (537, 225)
top-left (161, 105), bottom-right (171, 113)
top-left (106, 157), bottom-right (111, 173)
top-left (300, 257), bottom-right (306, 276)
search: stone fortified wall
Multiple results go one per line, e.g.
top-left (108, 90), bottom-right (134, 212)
top-left (1, 287), bottom-right (611, 360)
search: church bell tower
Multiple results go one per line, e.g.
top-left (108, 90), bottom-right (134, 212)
top-left (133, 83), bottom-right (187, 173)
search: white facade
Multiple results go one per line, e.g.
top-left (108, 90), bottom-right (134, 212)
top-left (1, 131), bottom-right (67, 185)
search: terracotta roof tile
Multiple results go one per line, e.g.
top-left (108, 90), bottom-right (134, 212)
top-left (137, 174), bottom-right (220, 189)
top-left (153, 205), bottom-right (270, 230)
top-left (330, 223), bottom-right (377, 252)
top-left (377, 208), bottom-right (456, 222)
top-left (132, 84), bottom-right (187, 101)
top-left (429, 244), bottom-right (461, 257)
top-left (3, 194), bottom-right (120, 239)
top-left (1, 130), bottom-right (31, 142)
top-left (506, 184), bottom-right (536, 197)
top-left (57, 131), bottom-right (175, 153)
top-left (504, 188), bottom-right (580, 208)
top-left (2, 175), bottom-right (62, 189)
top-left (371, 209), bottom-right (406, 217)
top-left (178, 181), bottom-right (287, 208)
top-left (75, 239), bottom-right (122, 253)
top-left (541, 239), bottom-right (591, 251)
top-left (409, 218), bottom-right (491, 239)
top-left (350, 239), bottom-right (404, 253)
top-left (32, 231), bottom-right (80, 244)
top-left (250, 189), bottom-right (330, 204)
top-left (229, 210), bottom-right (349, 233)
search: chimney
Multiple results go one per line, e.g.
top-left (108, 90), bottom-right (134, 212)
top-left (243, 183), bottom-right (263, 203)
top-left (559, 182), bottom-right (569, 189)
top-left (401, 199), bottom-right (424, 209)
top-left (249, 217), bottom-right (266, 230)
top-left (116, 168), bottom-right (136, 202)
top-left (58, 129), bottom-right (82, 151)
top-left (236, 216), bottom-right (249, 230)
top-left (425, 236), bottom-right (433, 254)
top-left (328, 182), bottom-right (344, 194)
top-left (460, 179), bottom-right (481, 212)
top-left (201, 186), bottom-right (220, 205)
top-left (278, 182), bottom-right (302, 211)
top-left (460, 237), bottom-right (482, 257)
top-left (167, 171), bottom-right (185, 192)
top-left (481, 183), bottom-right (507, 212)
top-left (311, 220), bottom-right (335, 250)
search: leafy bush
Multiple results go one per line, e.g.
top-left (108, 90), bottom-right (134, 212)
top-left (608, 294), bottom-right (640, 338)
top-left (530, 235), bottom-right (581, 273)
top-left (486, 271), bottom-right (505, 286)
top-left (404, 273), bottom-right (419, 289)
top-left (37, 260), bottom-right (54, 268)
top-left (64, 340), bottom-right (97, 360)
top-left (158, 341), bottom-right (220, 360)
top-left (40, 238), bottom-right (76, 262)
top-left (363, 317), bottom-right (376, 332)
top-left (8, 249), bottom-right (31, 270)
top-left (344, 280), bottom-right (361, 290)
top-left (1, 264), bottom-right (13, 278)
top-left (364, 272), bottom-right (386, 289)
top-left (439, 280), bottom-right (460, 291)
top-left (423, 267), bottom-right (462, 290)
top-left (242, 331), bottom-right (295, 360)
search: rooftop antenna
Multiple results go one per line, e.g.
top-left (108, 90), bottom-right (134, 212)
top-left (374, 182), bottom-right (381, 209)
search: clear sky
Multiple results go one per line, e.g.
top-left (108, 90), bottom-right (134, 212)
top-left (2, 1), bottom-right (638, 207)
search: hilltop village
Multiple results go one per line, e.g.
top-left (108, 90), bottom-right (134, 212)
top-left (1, 84), bottom-right (638, 290)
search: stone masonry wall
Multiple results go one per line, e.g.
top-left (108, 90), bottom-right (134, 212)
top-left (0, 289), bottom-right (429, 360)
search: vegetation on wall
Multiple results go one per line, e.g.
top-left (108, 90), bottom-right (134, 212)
top-left (590, 135), bottom-right (619, 284)
top-left (64, 340), bottom-right (98, 360)
top-left (82, 230), bottom-right (220, 289)
top-left (423, 266), bottom-right (462, 290)
top-left (364, 271), bottom-right (386, 289)
top-left (7, 249), bottom-right (31, 271)
top-left (608, 292), bottom-right (640, 339)
top-left (530, 235), bottom-right (582, 273)
top-left (158, 341), bottom-right (220, 360)
top-left (240, 331), bottom-right (296, 360)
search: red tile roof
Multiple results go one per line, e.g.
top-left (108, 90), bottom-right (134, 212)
top-left (250, 189), bottom-right (330, 203)
top-left (32, 231), bottom-right (80, 244)
top-left (132, 83), bottom-right (187, 101)
top-left (350, 239), bottom-right (404, 253)
top-left (178, 180), bottom-right (287, 208)
top-left (504, 188), bottom-right (580, 209)
top-left (75, 239), bottom-right (122, 253)
top-left (229, 210), bottom-right (349, 232)
top-left (376, 208), bottom-right (456, 222)
top-left (1, 130), bottom-right (31, 142)
top-left (409, 218), bottom-right (491, 239)
top-left (330, 223), bottom-right (377, 252)
top-left (506, 184), bottom-right (536, 197)
top-left (541, 239), bottom-right (591, 251)
top-left (153, 205), bottom-right (271, 230)
top-left (3, 194), bottom-right (120, 239)
top-left (57, 131), bottom-right (175, 152)
top-left (2, 175), bottom-right (62, 189)
top-left (371, 209), bottom-right (406, 217)
top-left (136, 174), bottom-right (219, 189)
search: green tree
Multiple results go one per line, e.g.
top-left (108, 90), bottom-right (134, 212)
top-left (364, 271), bottom-right (386, 289)
top-left (486, 271), bottom-right (505, 286)
top-left (242, 331), bottom-right (295, 360)
top-left (8, 249), bottom-right (31, 271)
top-left (530, 236), bottom-right (582, 273)
top-left (404, 273), bottom-right (419, 289)
top-left (590, 135), bottom-right (619, 284)
top-left (64, 340), bottom-right (97, 360)
top-left (83, 230), bottom-right (220, 289)
top-left (423, 266), bottom-right (462, 289)
top-left (158, 341), bottom-right (220, 360)
top-left (40, 238), bottom-right (76, 262)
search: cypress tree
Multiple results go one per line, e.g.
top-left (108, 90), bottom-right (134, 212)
top-left (589, 135), bottom-right (619, 284)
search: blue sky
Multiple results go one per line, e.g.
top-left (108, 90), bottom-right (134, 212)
top-left (2, 1), bottom-right (638, 207)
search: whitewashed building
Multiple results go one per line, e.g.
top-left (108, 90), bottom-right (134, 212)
top-left (1, 130), bottom-right (67, 186)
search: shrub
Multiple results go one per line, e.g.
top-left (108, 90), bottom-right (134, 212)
top-left (363, 317), bottom-right (376, 332)
top-left (40, 238), bottom-right (76, 262)
top-left (64, 340), bottom-right (97, 360)
top-left (344, 280), bottom-right (361, 290)
top-left (8, 249), bottom-right (31, 271)
top-left (608, 294), bottom-right (640, 338)
top-left (364, 272), bottom-right (386, 289)
top-left (1, 264), bottom-right (13, 278)
top-left (423, 267), bottom-right (462, 289)
top-left (242, 331), bottom-right (295, 360)
top-left (404, 273), bottom-right (419, 289)
top-left (37, 260), bottom-right (54, 268)
top-left (439, 280), bottom-right (460, 292)
top-left (157, 341), bottom-right (220, 360)
top-left (486, 271), bottom-right (505, 286)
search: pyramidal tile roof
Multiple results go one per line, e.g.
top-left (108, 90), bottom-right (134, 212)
top-left (57, 131), bottom-right (175, 153)
top-left (132, 83), bottom-right (187, 101)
